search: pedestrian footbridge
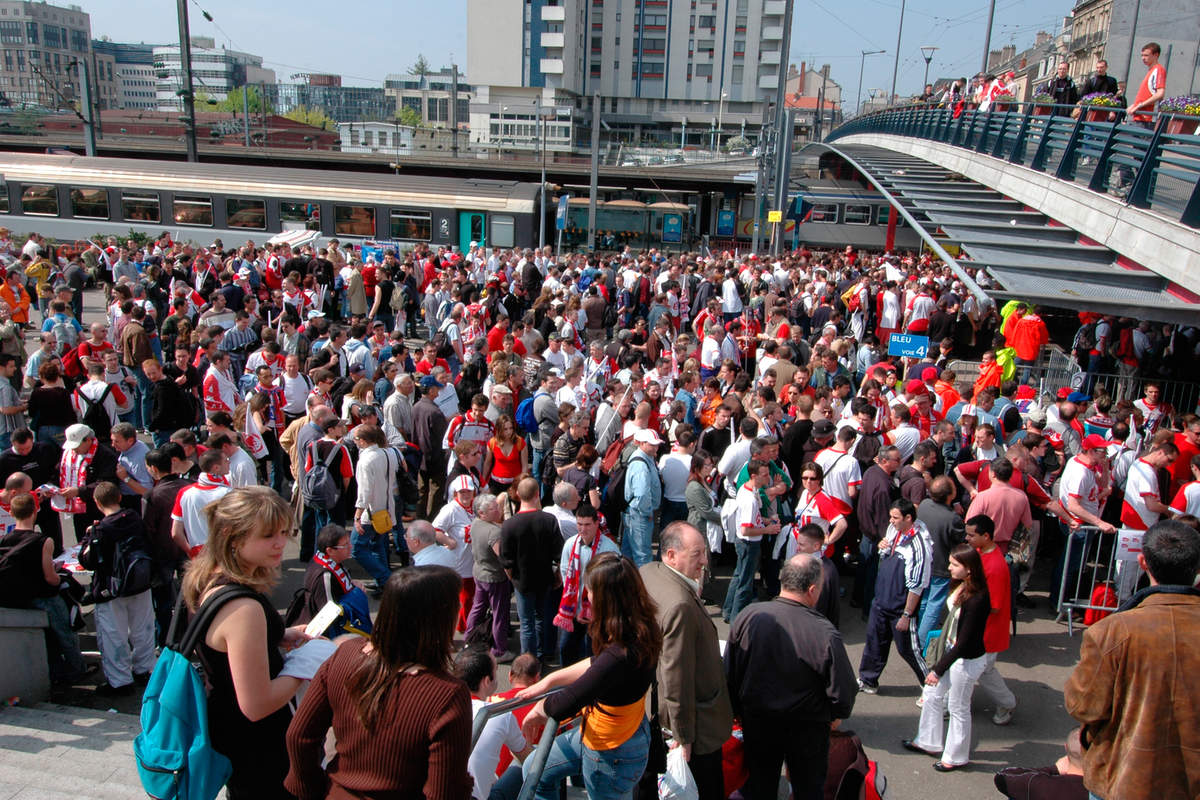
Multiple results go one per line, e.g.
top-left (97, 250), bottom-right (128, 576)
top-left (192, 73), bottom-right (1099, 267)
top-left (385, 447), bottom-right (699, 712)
top-left (822, 105), bottom-right (1200, 323)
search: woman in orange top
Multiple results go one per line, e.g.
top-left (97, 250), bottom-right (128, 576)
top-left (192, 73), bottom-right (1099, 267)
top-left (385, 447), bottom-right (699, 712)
top-left (483, 413), bottom-right (528, 495)
top-left (517, 553), bottom-right (661, 800)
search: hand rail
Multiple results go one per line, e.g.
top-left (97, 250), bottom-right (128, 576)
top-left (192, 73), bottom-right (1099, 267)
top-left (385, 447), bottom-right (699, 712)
top-left (828, 101), bottom-right (1200, 229)
top-left (516, 714), bottom-right (569, 800)
top-left (470, 688), bottom-right (562, 751)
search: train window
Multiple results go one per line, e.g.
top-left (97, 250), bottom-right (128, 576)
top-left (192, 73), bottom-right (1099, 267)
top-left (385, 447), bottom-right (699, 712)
top-left (809, 203), bottom-right (838, 223)
top-left (20, 184), bottom-right (58, 216)
top-left (492, 214), bottom-right (515, 248)
top-left (174, 195), bottom-right (213, 227)
top-left (122, 192), bottom-right (161, 223)
top-left (70, 187), bottom-right (109, 220)
top-left (0, 185), bottom-right (7, 213)
top-left (389, 209), bottom-right (431, 241)
top-left (334, 205), bottom-right (375, 237)
top-left (281, 200), bottom-right (320, 231)
top-left (227, 198), bottom-right (266, 230)
top-left (875, 205), bottom-right (904, 226)
top-left (843, 204), bottom-right (871, 225)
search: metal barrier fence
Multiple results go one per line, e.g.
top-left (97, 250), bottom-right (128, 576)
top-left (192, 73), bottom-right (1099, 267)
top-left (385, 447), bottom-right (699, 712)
top-left (1056, 526), bottom-right (1144, 635)
top-left (947, 345), bottom-right (1084, 398)
top-left (830, 102), bottom-right (1200, 230)
top-left (1079, 370), bottom-right (1200, 413)
top-left (471, 689), bottom-right (574, 800)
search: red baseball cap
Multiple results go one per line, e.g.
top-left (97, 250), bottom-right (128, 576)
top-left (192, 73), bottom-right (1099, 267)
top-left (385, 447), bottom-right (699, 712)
top-left (1015, 385), bottom-right (1036, 400)
top-left (1081, 433), bottom-right (1109, 451)
top-left (1056, 386), bottom-right (1072, 401)
top-left (921, 367), bottom-right (938, 382)
top-left (905, 379), bottom-right (926, 395)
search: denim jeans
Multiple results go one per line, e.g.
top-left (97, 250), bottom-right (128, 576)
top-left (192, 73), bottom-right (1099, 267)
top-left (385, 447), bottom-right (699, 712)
top-left (35, 425), bottom-right (66, 447)
top-left (515, 586), bottom-right (557, 660)
top-left (659, 499), bottom-right (688, 529)
top-left (0, 431), bottom-right (10, 451)
top-left (30, 594), bottom-right (87, 681)
top-left (530, 446), bottom-right (546, 489)
top-left (1014, 356), bottom-right (1035, 385)
top-left (620, 511), bottom-right (654, 568)
top-left (351, 525), bottom-right (392, 585)
top-left (917, 575), bottom-right (952, 651)
top-left (557, 625), bottom-right (591, 667)
top-left (723, 537), bottom-right (761, 622)
top-left (134, 366), bottom-right (154, 432)
top-left (530, 717), bottom-right (649, 800)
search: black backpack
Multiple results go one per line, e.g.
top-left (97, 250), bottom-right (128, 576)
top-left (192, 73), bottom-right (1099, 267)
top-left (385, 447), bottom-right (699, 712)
top-left (81, 528), bottom-right (153, 602)
top-left (301, 440), bottom-right (341, 510)
top-left (77, 383), bottom-right (115, 440)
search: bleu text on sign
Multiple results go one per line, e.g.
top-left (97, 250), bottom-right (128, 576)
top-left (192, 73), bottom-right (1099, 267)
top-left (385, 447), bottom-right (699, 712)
top-left (887, 333), bottom-right (930, 358)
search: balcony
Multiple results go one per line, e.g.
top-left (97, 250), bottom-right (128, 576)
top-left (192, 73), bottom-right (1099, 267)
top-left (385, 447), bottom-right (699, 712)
top-left (540, 58), bottom-right (564, 74)
top-left (541, 32), bottom-right (565, 48)
top-left (761, 26), bottom-right (784, 40)
top-left (758, 73), bottom-right (778, 89)
top-left (760, 49), bottom-right (781, 64)
top-left (763, 0), bottom-right (787, 14)
top-left (541, 5), bottom-right (565, 21)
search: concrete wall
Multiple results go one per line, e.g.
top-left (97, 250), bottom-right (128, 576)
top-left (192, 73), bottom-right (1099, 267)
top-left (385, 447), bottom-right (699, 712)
top-left (0, 609), bottom-right (50, 704)
top-left (1106, 0), bottom-right (1200, 97)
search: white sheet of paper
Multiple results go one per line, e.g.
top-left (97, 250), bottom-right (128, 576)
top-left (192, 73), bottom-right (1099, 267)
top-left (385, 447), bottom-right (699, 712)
top-left (1116, 529), bottom-right (1145, 562)
top-left (278, 639), bottom-right (338, 681)
top-left (305, 601), bottom-right (342, 638)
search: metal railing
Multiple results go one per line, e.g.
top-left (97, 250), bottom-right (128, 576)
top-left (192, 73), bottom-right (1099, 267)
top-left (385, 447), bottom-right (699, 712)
top-left (828, 101), bottom-right (1200, 229)
top-left (1079, 369), bottom-right (1200, 412)
top-left (471, 688), bottom-right (576, 800)
top-left (946, 345), bottom-right (1084, 396)
top-left (1056, 525), bottom-right (1143, 635)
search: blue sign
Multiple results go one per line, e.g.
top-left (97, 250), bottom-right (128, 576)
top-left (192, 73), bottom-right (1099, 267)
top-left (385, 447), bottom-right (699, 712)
top-left (556, 195), bottom-right (569, 231)
top-left (662, 213), bottom-right (683, 243)
top-left (888, 333), bottom-right (930, 358)
top-left (716, 209), bottom-right (736, 236)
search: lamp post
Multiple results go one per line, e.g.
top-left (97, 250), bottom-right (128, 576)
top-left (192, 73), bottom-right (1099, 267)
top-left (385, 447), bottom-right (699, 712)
top-left (920, 45), bottom-right (939, 96)
top-left (712, 90), bottom-right (728, 153)
top-left (534, 99), bottom-right (548, 250)
top-left (857, 50), bottom-right (885, 116)
top-left (888, 0), bottom-right (907, 109)
top-left (174, 0), bottom-right (197, 161)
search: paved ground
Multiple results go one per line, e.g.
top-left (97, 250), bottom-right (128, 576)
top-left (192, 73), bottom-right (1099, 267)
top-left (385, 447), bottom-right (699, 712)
top-left (23, 287), bottom-right (1089, 797)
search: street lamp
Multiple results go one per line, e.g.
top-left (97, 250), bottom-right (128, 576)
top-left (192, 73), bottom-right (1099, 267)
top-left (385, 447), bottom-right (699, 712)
top-left (857, 50), bottom-right (885, 116)
top-left (534, 99), bottom-right (549, 250)
top-left (920, 46), bottom-right (939, 95)
top-left (712, 90), bottom-right (728, 153)
top-left (889, 0), bottom-right (907, 109)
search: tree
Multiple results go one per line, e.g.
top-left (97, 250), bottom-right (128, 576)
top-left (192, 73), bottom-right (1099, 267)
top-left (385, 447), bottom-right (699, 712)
top-left (410, 54), bottom-right (431, 77)
top-left (395, 106), bottom-right (424, 128)
top-left (218, 86), bottom-right (272, 114)
top-left (193, 91), bottom-right (218, 109)
top-left (283, 105), bottom-right (335, 131)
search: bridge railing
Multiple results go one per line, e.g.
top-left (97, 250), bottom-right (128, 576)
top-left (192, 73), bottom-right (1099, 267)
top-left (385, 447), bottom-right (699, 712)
top-left (829, 101), bottom-right (1200, 229)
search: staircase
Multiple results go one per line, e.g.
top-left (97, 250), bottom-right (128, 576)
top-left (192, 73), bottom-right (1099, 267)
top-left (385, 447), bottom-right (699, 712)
top-left (0, 703), bottom-right (143, 799)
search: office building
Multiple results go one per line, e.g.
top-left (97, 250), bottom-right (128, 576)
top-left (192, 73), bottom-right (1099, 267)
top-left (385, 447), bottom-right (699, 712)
top-left (384, 67), bottom-right (471, 128)
top-left (262, 80), bottom-right (394, 123)
top-left (92, 39), bottom-right (156, 110)
top-left (152, 36), bottom-right (275, 111)
top-left (0, 0), bottom-right (92, 109)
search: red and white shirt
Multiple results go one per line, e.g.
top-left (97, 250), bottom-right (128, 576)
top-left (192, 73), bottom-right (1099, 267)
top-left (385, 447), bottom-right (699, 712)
top-left (1058, 456), bottom-right (1101, 524)
top-left (202, 365), bottom-right (238, 416)
top-left (814, 447), bottom-right (862, 516)
top-left (171, 473), bottom-right (232, 551)
top-left (1120, 458), bottom-right (1161, 530)
top-left (431, 497), bottom-right (475, 578)
top-left (775, 489), bottom-right (845, 560)
top-left (443, 411), bottom-right (495, 458)
top-left (1170, 481), bottom-right (1200, 518)
top-left (734, 482), bottom-right (765, 541)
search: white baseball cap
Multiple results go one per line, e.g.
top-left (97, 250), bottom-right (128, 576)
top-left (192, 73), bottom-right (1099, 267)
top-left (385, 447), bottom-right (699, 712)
top-left (451, 475), bottom-right (478, 495)
top-left (634, 428), bottom-right (664, 446)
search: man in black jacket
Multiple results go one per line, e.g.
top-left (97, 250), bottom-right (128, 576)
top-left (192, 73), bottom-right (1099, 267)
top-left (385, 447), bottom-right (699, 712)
top-left (854, 446), bottom-right (901, 612)
top-left (142, 445), bottom-right (194, 646)
top-left (725, 554), bottom-right (857, 800)
top-left (1078, 59), bottom-right (1118, 99)
top-left (0, 428), bottom-right (64, 553)
top-left (1043, 62), bottom-right (1079, 114)
top-left (143, 358), bottom-right (194, 448)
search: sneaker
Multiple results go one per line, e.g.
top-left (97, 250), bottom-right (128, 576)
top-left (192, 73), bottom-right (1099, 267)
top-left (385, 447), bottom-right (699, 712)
top-left (495, 650), bottom-right (517, 664)
top-left (915, 695), bottom-right (924, 708)
top-left (857, 679), bottom-right (878, 695)
top-left (993, 705), bottom-right (1015, 725)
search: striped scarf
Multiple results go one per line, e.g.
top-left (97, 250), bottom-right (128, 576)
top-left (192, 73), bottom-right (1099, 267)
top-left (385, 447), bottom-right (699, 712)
top-left (553, 535), bottom-right (593, 633)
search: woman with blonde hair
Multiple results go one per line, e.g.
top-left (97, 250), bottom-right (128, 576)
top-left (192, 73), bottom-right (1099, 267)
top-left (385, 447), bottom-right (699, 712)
top-left (342, 378), bottom-right (376, 424)
top-left (286, 566), bottom-right (473, 799)
top-left (181, 486), bottom-right (308, 799)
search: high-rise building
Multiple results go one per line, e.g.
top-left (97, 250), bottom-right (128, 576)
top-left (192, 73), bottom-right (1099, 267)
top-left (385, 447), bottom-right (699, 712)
top-left (466, 0), bottom-right (789, 152)
top-left (92, 40), bottom-right (157, 110)
top-left (384, 67), bottom-right (471, 128)
top-left (263, 81), bottom-right (395, 123)
top-left (0, 0), bottom-right (93, 109)
top-left (152, 36), bottom-right (275, 111)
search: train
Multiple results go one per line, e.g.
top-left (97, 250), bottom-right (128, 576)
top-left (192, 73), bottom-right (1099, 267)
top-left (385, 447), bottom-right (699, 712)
top-left (0, 151), bottom-right (540, 254)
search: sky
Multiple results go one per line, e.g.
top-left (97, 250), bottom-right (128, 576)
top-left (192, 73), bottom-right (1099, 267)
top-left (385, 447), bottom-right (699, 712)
top-left (85, 0), bottom-right (1078, 110)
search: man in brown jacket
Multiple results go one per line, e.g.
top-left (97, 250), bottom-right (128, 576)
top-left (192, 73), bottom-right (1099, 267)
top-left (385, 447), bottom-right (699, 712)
top-left (120, 305), bottom-right (155, 431)
top-left (1064, 518), bottom-right (1200, 800)
top-left (640, 521), bottom-right (733, 800)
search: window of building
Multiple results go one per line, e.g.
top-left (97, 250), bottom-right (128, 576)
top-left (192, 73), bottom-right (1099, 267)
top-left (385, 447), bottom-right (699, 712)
top-left (121, 192), bottom-right (160, 223)
top-left (281, 200), bottom-right (320, 230)
top-left (732, 64), bottom-right (744, 83)
top-left (174, 195), bottom-right (212, 226)
top-left (42, 24), bottom-right (61, 49)
top-left (809, 203), bottom-right (838, 223)
top-left (492, 214), bottom-right (515, 247)
top-left (843, 204), bottom-right (871, 224)
top-left (591, 35), bottom-right (602, 50)
top-left (227, 198), bottom-right (266, 230)
top-left (645, 13), bottom-right (667, 24)
top-left (736, 0), bottom-right (748, 11)
top-left (591, 61), bottom-right (601, 76)
top-left (697, 14), bottom-right (715, 26)
top-left (735, 14), bottom-right (747, 30)
top-left (696, 63), bottom-right (712, 77)
top-left (69, 187), bottom-right (108, 219)
top-left (25, 22), bottom-right (36, 44)
top-left (642, 61), bottom-right (664, 74)
top-left (390, 209), bottom-right (431, 240)
top-left (335, 205), bottom-right (375, 236)
top-left (642, 37), bottom-right (665, 50)
top-left (20, 184), bottom-right (57, 215)
top-left (0, 22), bottom-right (23, 45)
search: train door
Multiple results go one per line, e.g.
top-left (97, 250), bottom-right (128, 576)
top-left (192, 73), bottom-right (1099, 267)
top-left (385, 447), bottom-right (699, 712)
top-left (458, 211), bottom-right (486, 253)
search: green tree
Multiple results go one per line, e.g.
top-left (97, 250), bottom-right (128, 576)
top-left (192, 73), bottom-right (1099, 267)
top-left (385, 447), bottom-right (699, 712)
top-left (410, 54), bottom-right (431, 77)
top-left (218, 86), bottom-right (272, 114)
top-left (283, 105), bottom-right (335, 130)
top-left (193, 90), bottom-right (218, 109)
top-left (395, 105), bottom-right (424, 128)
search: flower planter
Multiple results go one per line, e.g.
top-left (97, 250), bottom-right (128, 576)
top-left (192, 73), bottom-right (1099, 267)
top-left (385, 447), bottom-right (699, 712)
top-left (992, 101), bottom-right (1012, 112)
top-left (1033, 105), bottom-right (1052, 116)
top-left (1084, 108), bottom-right (1113, 122)
top-left (1166, 117), bottom-right (1199, 136)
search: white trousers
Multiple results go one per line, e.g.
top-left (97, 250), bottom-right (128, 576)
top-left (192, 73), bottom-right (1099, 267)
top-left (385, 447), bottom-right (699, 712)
top-left (913, 653), bottom-right (988, 766)
top-left (976, 652), bottom-right (1017, 709)
top-left (94, 589), bottom-right (157, 687)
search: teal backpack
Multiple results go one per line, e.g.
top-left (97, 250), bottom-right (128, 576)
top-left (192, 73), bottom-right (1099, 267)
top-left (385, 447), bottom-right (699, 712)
top-left (134, 585), bottom-right (257, 800)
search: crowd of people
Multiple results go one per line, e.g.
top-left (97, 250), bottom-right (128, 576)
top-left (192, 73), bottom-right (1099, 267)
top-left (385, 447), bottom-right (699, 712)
top-left (0, 225), bottom-right (1196, 800)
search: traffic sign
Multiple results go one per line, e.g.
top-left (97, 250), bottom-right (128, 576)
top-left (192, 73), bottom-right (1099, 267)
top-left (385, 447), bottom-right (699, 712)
top-left (555, 195), bottom-right (569, 231)
top-left (887, 333), bottom-right (930, 358)
top-left (767, 210), bottom-right (783, 223)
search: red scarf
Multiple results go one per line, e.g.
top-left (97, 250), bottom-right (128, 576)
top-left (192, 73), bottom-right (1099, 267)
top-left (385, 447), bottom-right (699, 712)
top-left (313, 551), bottom-right (354, 593)
top-left (553, 535), bottom-right (594, 633)
top-left (59, 439), bottom-right (97, 514)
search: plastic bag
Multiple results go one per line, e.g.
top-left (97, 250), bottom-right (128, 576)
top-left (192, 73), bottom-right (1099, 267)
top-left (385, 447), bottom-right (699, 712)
top-left (659, 745), bottom-right (699, 800)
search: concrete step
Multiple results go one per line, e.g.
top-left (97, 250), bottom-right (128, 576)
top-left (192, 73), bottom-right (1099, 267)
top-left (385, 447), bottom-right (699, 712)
top-left (0, 703), bottom-right (143, 800)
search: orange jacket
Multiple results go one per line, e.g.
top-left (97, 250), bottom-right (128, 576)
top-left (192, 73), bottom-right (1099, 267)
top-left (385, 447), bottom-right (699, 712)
top-left (1009, 314), bottom-right (1049, 361)
top-left (973, 360), bottom-right (1003, 398)
top-left (0, 282), bottom-right (30, 324)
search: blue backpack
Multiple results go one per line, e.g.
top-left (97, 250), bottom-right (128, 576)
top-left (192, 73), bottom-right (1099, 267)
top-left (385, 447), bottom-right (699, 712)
top-left (515, 392), bottom-right (541, 436)
top-left (134, 585), bottom-right (260, 800)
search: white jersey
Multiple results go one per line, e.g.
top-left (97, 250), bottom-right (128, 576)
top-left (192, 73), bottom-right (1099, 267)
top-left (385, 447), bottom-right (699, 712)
top-left (1058, 456), bottom-right (1101, 523)
top-left (431, 498), bottom-right (475, 578)
top-left (815, 447), bottom-right (861, 515)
